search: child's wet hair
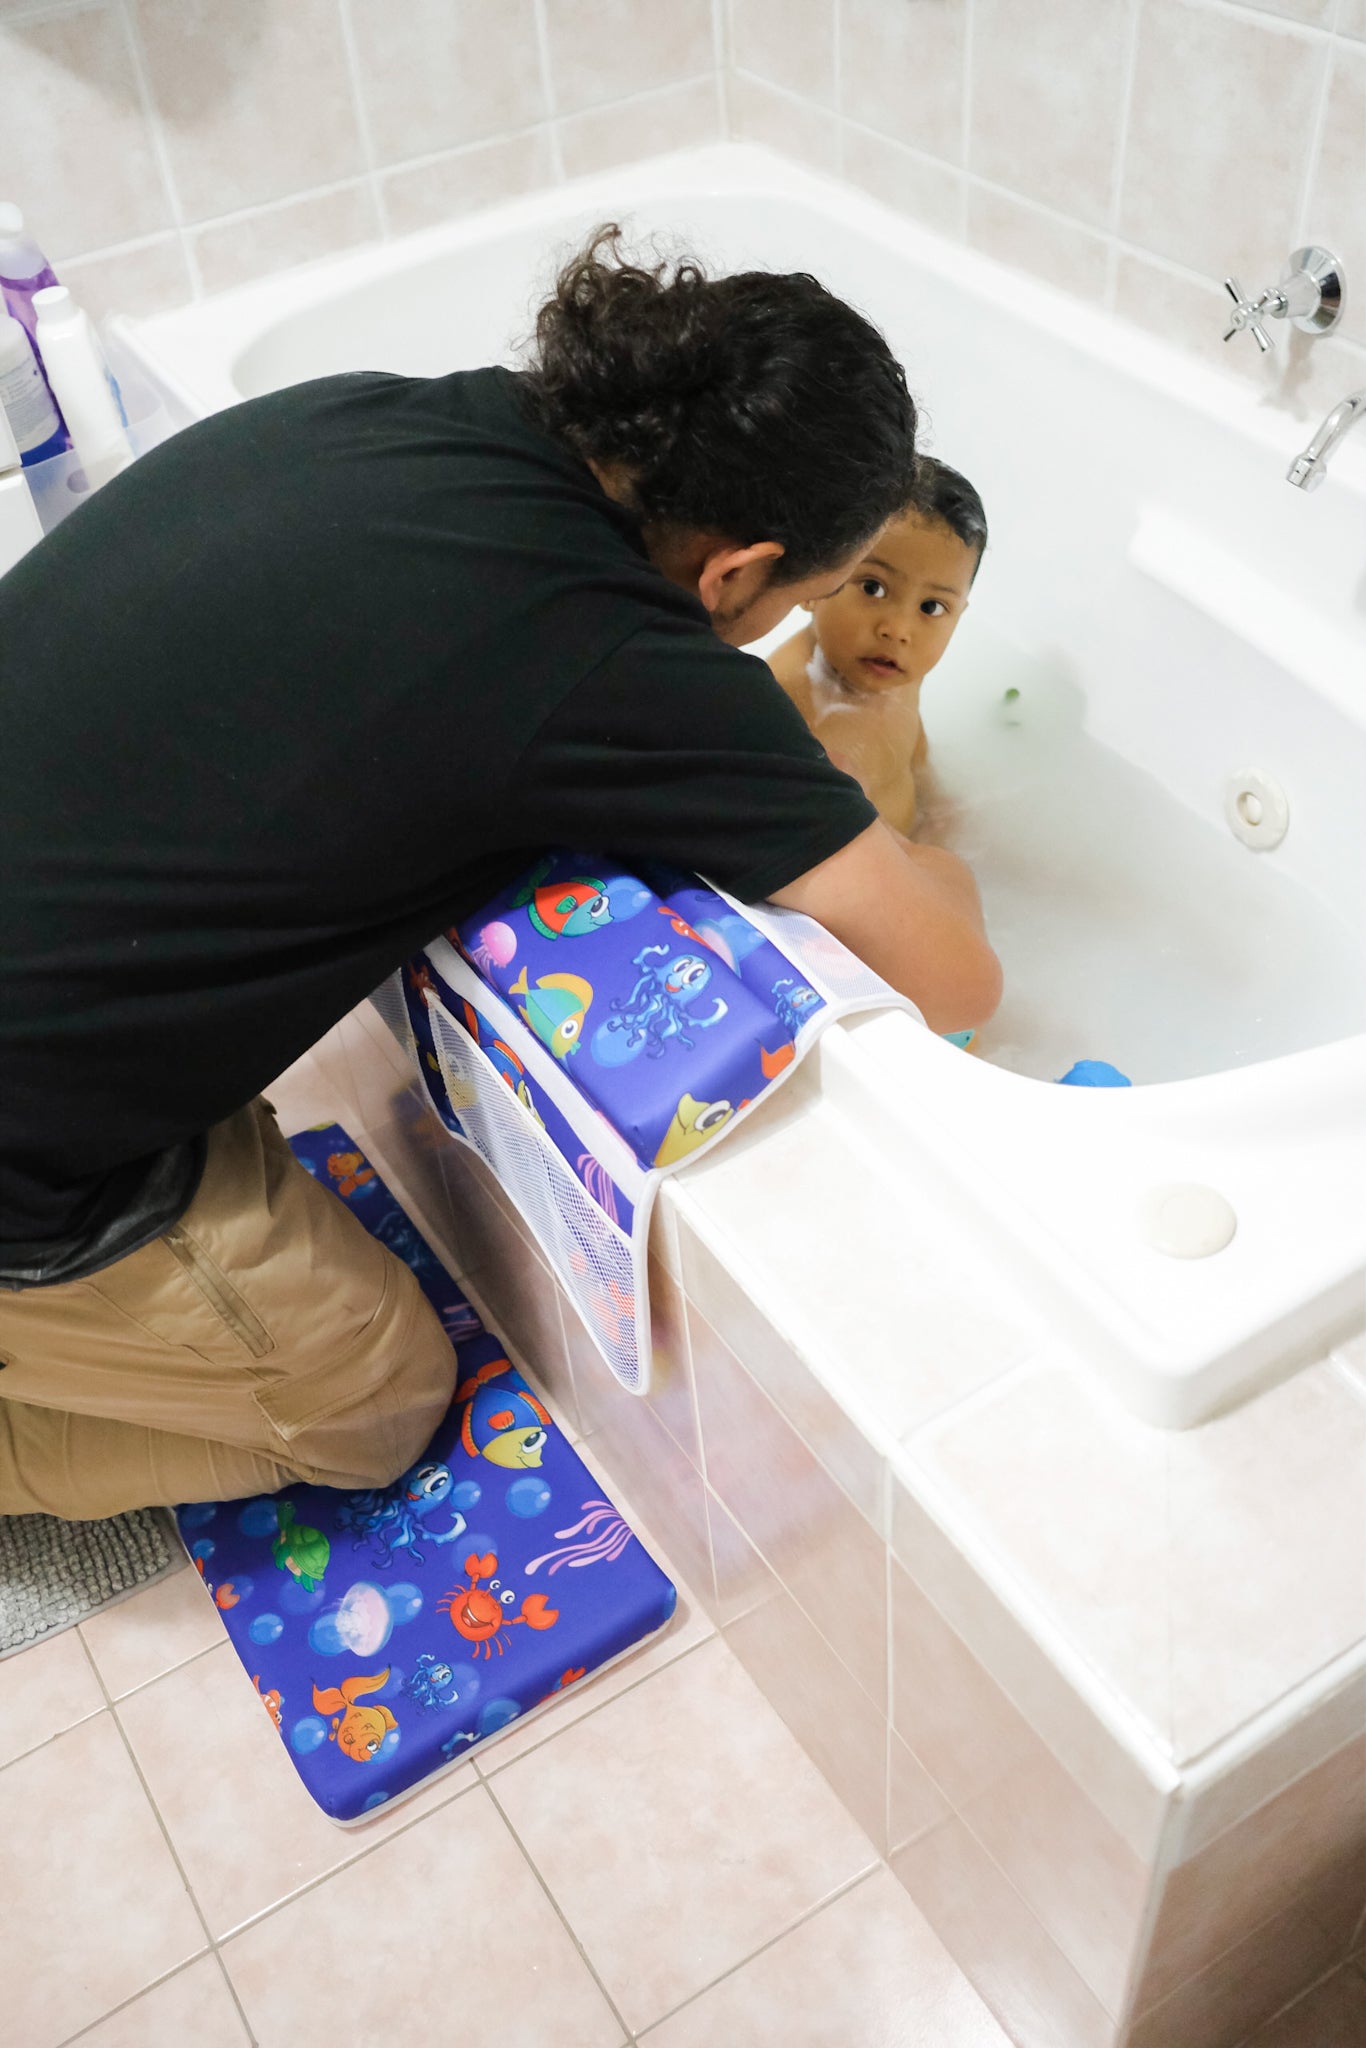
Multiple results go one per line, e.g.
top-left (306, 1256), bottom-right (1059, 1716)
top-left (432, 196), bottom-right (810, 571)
top-left (903, 456), bottom-right (988, 578)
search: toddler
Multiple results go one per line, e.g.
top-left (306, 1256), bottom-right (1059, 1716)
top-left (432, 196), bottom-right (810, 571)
top-left (767, 457), bottom-right (987, 838)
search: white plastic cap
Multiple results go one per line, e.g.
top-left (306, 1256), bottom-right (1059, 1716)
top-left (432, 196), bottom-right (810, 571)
top-left (32, 283), bottom-right (74, 327)
top-left (0, 202), bottom-right (22, 236)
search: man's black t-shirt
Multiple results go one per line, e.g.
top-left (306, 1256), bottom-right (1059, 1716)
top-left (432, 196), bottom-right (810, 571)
top-left (0, 366), bottom-right (874, 1281)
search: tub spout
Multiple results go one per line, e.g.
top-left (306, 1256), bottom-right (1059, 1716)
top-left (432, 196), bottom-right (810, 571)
top-left (1286, 388), bottom-right (1366, 491)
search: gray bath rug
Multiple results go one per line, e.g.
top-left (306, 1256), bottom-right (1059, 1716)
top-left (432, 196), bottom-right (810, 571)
top-left (0, 1507), bottom-right (180, 1658)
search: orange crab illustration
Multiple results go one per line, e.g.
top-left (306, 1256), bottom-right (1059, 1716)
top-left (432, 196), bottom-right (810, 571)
top-left (437, 1551), bottom-right (559, 1660)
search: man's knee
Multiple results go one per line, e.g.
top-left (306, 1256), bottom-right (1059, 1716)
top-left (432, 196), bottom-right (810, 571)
top-left (286, 1278), bottom-right (458, 1493)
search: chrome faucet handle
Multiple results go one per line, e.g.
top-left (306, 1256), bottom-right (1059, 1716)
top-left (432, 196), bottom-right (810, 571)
top-left (1223, 248), bottom-right (1345, 353)
top-left (1223, 277), bottom-right (1275, 352)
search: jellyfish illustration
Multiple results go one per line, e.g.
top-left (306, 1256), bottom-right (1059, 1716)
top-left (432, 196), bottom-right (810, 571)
top-left (469, 921), bottom-right (517, 973)
top-left (575, 1153), bottom-right (621, 1226)
top-left (524, 1499), bottom-right (636, 1577)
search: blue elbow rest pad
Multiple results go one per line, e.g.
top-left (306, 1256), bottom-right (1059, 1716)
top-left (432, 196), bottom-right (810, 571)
top-left (1056, 1060), bottom-right (1132, 1088)
top-left (173, 1123), bottom-right (677, 1824)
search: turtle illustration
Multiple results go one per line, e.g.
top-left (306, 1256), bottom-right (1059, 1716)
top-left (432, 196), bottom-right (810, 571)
top-left (272, 1499), bottom-right (330, 1591)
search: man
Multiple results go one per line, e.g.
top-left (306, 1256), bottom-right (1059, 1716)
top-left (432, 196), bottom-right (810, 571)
top-left (0, 226), bottom-right (999, 1519)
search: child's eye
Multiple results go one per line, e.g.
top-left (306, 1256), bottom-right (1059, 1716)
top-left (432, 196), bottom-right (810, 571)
top-left (859, 578), bottom-right (887, 599)
top-left (920, 599), bottom-right (947, 617)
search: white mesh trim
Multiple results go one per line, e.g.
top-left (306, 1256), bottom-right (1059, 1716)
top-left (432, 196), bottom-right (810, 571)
top-left (368, 968), bottom-right (418, 1067)
top-left (425, 991), bottom-right (645, 1395)
top-left (708, 884), bottom-right (927, 1023)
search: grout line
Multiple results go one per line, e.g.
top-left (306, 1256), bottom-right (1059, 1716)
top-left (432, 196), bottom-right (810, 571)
top-left (93, 1629), bottom-right (230, 1710)
top-left (632, 1865), bottom-right (883, 2039)
top-left (473, 1632), bottom-right (715, 1781)
top-left (831, 0), bottom-right (845, 178)
top-left (115, 0), bottom-right (202, 300)
top-left (1189, 0), bottom-right (1338, 38)
top-left (54, 1952), bottom-right (253, 2048)
top-left (479, 1772), bottom-right (636, 2040)
top-left (530, 0), bottom-right (567, 183)
top-left (335, 0), bottom-right (388, 239)
top-left (63, 1629), bottom-right (249, 2042)
top-left (210, 1762), bottom-right (480, 1947)
top-left (1104, 0), bottom-right (1146, 308)
top-left (1292, 3), bottom-right (1338, 245)
top-left (711, 0), bottom-right (729, 140)
top-left (959, 0), bottom-right (975, 240)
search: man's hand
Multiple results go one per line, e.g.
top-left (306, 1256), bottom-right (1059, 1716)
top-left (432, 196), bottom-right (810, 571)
top-left (771, 821), bottom-right (1002, 1036)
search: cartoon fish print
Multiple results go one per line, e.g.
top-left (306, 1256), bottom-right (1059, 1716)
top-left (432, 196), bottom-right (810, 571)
top-left (272, 1500), bottom-right (330, 1591)
top-left (457, 1357), bottom-right (554, 1469)
top-left (514, 865), bottom-right (613, 942)
top-left (252, 1674), bottom-right (284, 1731)
top-left (326, 1148), bottom-right (375, 1197)
top-left (653, 1091), bottom-right (735, 1167)
top-left (509, 967), bottom-right (593, 1060)
top-left (311, 1669), bottom-right (397, 1763)
top-left (485, 1038), bottom-right (543, 1124)
top-left (759, 1042), bottom-right (796, 1080)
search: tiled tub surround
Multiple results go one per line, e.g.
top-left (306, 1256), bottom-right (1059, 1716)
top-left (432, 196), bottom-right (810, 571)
top-left (286, 1005), bottom-right (1366, 2048)
top-left (725, 0), bottom-right (1366, 423)
top-left (5, 0), bottom-right (1359, 423)
top-left (0, 0), bottom-right (725, 320)
top-left (1, 0), bottom-right (1363, 421)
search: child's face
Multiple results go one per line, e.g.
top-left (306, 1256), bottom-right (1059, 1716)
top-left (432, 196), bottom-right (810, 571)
top-left (809, 509), bottom-right (977, 693)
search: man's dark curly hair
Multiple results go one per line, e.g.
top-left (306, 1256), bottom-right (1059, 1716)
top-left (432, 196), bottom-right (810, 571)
top-left (521, 224), bottom-right (918, 585)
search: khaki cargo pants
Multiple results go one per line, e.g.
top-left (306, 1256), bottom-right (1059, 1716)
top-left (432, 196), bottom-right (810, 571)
top-left (0, 1099), bottom-right (459, 1520)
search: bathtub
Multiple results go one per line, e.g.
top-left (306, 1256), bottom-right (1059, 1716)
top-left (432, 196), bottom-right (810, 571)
top-left (117, 143), bottom-right (1366, 1428)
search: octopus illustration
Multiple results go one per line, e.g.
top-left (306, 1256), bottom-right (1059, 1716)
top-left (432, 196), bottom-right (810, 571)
top-left (335, 1459), bottom-right (468, 1567)
top-left (772, 977), bottom-right (822, 1036)
top-left (596, 946), bottom-right (728, 1061)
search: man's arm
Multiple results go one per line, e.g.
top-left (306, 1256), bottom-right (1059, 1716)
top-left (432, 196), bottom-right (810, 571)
top-left (771, 820), bottom-right (1002, 1036)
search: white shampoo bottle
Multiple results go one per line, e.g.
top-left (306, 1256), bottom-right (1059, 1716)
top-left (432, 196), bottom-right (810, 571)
top-left (32, 283), bottom-right (133, 491)
top-left (0, 399), bottom-right (44, 578)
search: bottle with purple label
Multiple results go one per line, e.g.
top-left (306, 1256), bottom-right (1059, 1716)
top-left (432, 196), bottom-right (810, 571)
top-left (0, 202), bottom-right (71, 452)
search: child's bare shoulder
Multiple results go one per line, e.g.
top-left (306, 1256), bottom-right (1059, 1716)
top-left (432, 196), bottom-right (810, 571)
top-left (766, 623), bottom-right (816, 702)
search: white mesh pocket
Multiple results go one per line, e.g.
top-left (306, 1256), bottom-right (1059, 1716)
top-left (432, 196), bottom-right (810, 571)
top-left (425, 992), bottom-right (644, 1394)
top-left (368, 967), bottom-right (419, 1069)
top-left (712, 889), bottom-right (926, 1020)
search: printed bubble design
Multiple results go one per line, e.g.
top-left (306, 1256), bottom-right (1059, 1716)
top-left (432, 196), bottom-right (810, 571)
top-left (278, 1578), bottom-right (326, 1616)
top-left (290, 1715), bottom-right (327, 1755)
top-left (506, 1476), bottom-right (551, 1519)
top-left (237, 1498), bottom-right (281, 1539)
top-left (249, 1613), bottom-right (284, 1646)
top-left (605, 875), bottom-right (652, 922)
top-left (477, 1698), bottom-right (520, 1735)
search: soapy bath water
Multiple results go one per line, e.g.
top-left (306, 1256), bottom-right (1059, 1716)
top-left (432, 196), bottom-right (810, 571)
top-left (919, 630), bottom-right (1365, 1085)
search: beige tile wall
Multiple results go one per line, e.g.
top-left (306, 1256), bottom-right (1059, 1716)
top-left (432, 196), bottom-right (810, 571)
top-left (3, 0), bottom-right (1362, 412)
top-left (726, 0), bottom-right (1366, 415)
top-left (0, 0), bottom-right (724, 321)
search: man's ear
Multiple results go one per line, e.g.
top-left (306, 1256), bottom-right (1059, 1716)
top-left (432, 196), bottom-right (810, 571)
top-left (695, 539), bottom-right (784, 616)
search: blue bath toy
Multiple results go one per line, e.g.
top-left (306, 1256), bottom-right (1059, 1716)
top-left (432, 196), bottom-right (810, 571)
top-left (1056, 1060), bottom-right (1131, 1088)
top-left (942, 1029), bottom-right (976, 1050)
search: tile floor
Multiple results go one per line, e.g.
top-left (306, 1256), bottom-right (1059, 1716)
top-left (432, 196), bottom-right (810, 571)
top-left (6, 1489), bottom-right (1364, 2048)
top-left (3, 1038), bottom-right (1361, 2045)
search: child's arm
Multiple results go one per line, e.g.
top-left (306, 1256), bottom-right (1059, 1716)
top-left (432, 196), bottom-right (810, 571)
top-left (772, 819), bottom-right (1001, 1035)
